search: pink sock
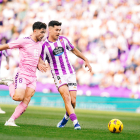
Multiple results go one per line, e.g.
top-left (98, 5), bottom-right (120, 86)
top-left (9, 83), bottom-right (15, 98)
top-left (11, 102), bottom-right (28, 120)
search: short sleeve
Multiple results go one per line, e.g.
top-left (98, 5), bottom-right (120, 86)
top-left (41, 43), bottom-right (45, 61)
top-left (8, 38), bottom-right (23, 49)
top-left (65, 38), bottom-right (74, 51)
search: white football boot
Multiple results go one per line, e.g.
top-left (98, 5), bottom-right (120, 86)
top-left (0, 78), bottom-right (13, 86)
top-left (0, 108), bottom-right (6, 114)
top-left (4, 119), bottom-right (19, 127)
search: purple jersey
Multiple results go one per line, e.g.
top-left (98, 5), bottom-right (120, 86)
top-left (0, 50), bottom-right (8, 67)
top-left (41, 36), bottom-right (75, 76)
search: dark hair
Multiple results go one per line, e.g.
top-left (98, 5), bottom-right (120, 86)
top-left (48, 20), bottom-right (62, 27)
top-left (33, 21), bottom-right (47, 31)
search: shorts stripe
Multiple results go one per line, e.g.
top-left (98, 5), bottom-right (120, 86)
top-left (69, 90), bottom-right (77, 91)
top-left (15, 73), bottom-right (19, 89)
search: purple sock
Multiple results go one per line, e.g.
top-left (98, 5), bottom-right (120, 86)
top-left (66, 111), bottom-right (69, 116)
top-left (69, 113), bottom-right (77, 121)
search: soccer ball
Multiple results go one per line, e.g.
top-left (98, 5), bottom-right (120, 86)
top-left (108, 119), bottom-right (123, 133)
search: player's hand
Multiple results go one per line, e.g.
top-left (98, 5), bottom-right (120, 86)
top-left (5, 64), bottom-right (9, 70)
top-left (85, 60), bottom-right (92, 73)
top-left (37, 63), bottom-right (48, 73)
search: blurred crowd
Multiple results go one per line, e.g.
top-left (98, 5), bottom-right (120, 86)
top-left (1, 0), bottom-right (140, 93)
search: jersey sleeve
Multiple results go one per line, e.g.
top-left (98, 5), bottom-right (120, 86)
top-left (41, 43), bottom-right (45, 61)
top-left (8, 38), bottom-right (23, 49)
top-left (65, 38), bottom-right (74, 51)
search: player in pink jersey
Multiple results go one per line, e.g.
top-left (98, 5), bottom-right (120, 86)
top-left (38, 20), bottom-right (92, 130)
top-left (0, 21), bottom-right (47, 126)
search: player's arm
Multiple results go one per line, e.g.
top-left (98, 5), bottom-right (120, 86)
top-left (71, 47), bottom-right (92, 72)
top-left (0, 44), bottom-right (10, 51)
top-left (37, 57), bottom-right (48, 72)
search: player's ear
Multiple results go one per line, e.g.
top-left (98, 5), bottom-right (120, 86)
top-left (34, 29), bottom-right (38, 34)
top-left (48, 26), bottom-right (52, 33)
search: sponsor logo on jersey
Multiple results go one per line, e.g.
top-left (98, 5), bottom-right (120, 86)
top-left (53, 47), bottom-right (64, 56)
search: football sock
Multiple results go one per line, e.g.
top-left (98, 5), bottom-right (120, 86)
top-left (9, 83), bottom-right (15, 98)
top-left (69, 113), bottom-right (78, 126)
top-left (64, 111), bottom-right (69, 120)
top-left (10, 102), bottom-right (27, 120)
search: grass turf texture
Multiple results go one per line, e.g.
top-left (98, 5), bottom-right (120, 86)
top-left (0, 105), bottom-right (140, 140)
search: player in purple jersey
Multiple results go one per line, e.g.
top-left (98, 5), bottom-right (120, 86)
top-left (0, 50), bottom-right (9, 114)
top-left (0, 22), bottom-right (47, 126)
top-left (38, 20), bottom-right (92, 130)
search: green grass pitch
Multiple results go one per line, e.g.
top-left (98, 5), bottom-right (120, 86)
top-left (0, 105), bottom-right (140, 140)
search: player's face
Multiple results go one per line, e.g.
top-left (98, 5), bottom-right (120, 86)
top-left (50, 26), bottom-right (61, 40)
top-left (36, 28), bottom-right (46, 41)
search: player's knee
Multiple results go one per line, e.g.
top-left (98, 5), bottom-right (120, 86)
top-left (31, 92), bottom-right (34, 97)
top-left (13, 94), bottom-right (24, 101)
top-left (71, 100), bottom-right (76, 107)
top-left (24, 96), bottom-right (31, 104)
top-left (71, 95), bottom-right (76, 103)
top-left (63, 94), bottom-right (71, 104)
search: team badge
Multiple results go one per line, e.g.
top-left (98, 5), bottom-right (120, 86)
top-left (46, 45), bottom-right (50, 48)
top-left (60, 39), bottom-right (63, 42)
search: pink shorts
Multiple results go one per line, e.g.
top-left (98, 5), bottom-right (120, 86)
top-left (14, 73), bottom-right (37, 90)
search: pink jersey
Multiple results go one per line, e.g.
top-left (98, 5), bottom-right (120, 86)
top-left (8, 37), bottom-right (43, 77)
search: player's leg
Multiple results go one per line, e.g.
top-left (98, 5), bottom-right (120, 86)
top-left (57, 91), bottom-right (80, 129)
top-left (4, 88), bottom-right (26, 127)
top-left (5, 87), bottom-right (35, 127)
top-left (57, 74), bottom-right (80, 129)
top-left (58, 85), bottom-right (81, 129)
top-left (57, 85), bottom-right (73, 128)
top-left (64, 90), bottom-right (76, 115)
top-left (0, 73), bottom-right (25, 100)
top-left (12, 75), bottom-right (26, 101)
top-left (5, 77), bottom-right (36, 127)
top-left (70, 91), bottom-right (76, 108)
top-left (57, 91), bottom-right (76, 128)
top-left (0, 78), bottom-right (14, 97)
top-left (69, 90), bottom-right (81, 129)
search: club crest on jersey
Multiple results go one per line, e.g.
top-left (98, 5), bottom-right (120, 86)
top-left (53, 47), bottom-right (64, 56)
top-left (46, 45), bottom-right (50, 48)
top-left (60, 39), bottom-right (63, 42)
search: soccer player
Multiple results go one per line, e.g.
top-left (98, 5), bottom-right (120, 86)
top-left (0, 21), bottom-right (47, 126)
top-left (39, 20), bottom-right (92, 130)
top-left (0, 50), bottom-right (10, 114)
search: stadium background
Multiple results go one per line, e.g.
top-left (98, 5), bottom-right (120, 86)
top-left (0, 1), bottom-right (140, 140)
top-left (0, 0), bottom-right (140, 112)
